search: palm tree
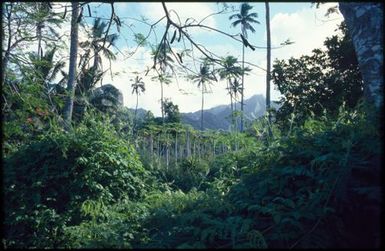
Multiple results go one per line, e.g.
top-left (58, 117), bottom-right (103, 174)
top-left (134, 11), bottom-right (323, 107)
top-left (78, 17), bottom-right (118, 91)
top-left (32, 2), bottom-right (63, 60)
top-left (217, 55), bottom-right (244, 131)
top-left (29, 46), bottom-right (66, 89)
top-left (63, 2), bottom-right (80, 128)
top-left (151, 41), bottom-right (174, 124)
top-left (229, 2), bottom-right (259, 132)
top-left (131, 76), bottom-right (145, 129)
top-left (190, 60), bottom-right (217, 131)
top-left (151, 73), bottom-right (172, 124)
top-left (265, 2), bottom-right (273, 137)
top-left (231, 78), bottom-right (243, 130)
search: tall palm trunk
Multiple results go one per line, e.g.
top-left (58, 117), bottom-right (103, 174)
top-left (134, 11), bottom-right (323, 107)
top-left (228, 79), bottom-right (235, 132)
top-left (174, 133), bottom-right (178, 164)
top-left (161, 81), bottom-right (164, 124)
top-left (3, 2), bottom-right (14, 84)
top-left (240, 44), bottom-right (245, 132)
top-left (133, 93), bottom-right (138, 132)
top-left (37, 24), bottom-right (42, 59)
top-left (63, 2), bottom-right (80, 129)
top-left (265, 2), bottom-right (273, 137)
top-left (339, 3), bottom-right (383, 109)
top-left (186, 129), bottom-right (191, 157)
top-left (35, 3), bottom-right (43, 60)
top-left (201, 83), bottom-right (204, 131)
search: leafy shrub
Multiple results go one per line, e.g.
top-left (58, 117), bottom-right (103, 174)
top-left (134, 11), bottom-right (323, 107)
top-left (3, 115), bottom-right (148, 248)
top-left (225, 105), bottom-right (382, 248)
top-left (158, 157), bottom-right (210, 192)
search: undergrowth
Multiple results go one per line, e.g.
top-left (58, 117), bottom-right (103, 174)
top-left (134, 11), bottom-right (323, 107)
top-left (3, 105), bottom-right (382, 248)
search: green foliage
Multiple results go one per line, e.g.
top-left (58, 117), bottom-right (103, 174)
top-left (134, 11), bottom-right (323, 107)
top-left (163, 98), bottom-right (181, 123)
top-left (161, 157), bottom-right (210, 192)
top-left (272, 22), bottom-right (363, 130)
top-left (3, 115), bottom-right (148, 248)
top-left (2, 79), bottom-right (61, 157)
top-left (3, 4), bottom-right (381, 249)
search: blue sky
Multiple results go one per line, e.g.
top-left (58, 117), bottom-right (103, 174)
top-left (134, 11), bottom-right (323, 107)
top-left (74, 2), bottom-right (343, 116)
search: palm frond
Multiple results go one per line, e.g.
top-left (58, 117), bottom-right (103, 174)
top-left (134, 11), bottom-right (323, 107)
top-left (231, 19), bottom-right (242, 27)
top-left (244, 23), bottom-right (256, 33)
top-left (245, 17), bottom-right (260, 24)
top-left (101, 47), bottom-right (117, 61)
top-left (229, 13), bottom-right (242, 20)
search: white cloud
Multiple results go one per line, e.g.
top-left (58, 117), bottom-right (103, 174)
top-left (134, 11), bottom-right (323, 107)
top-left (52, 3), bottom-right (345, 116)
top-left (140, 2), bottom-right (217, 28)
top-left (270, 3), bottom-right (343, 60)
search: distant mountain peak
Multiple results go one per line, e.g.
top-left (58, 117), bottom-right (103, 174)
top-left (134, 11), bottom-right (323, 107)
top-left (181, 94), bottom-right (268, 130)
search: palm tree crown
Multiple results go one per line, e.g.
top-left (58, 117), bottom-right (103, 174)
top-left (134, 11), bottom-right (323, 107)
top-left (190, 61), bottom-right (216, 90)
top-left (229, 3), bottom-right (260, 38)
top-left (218, 56), bottom-right (243, 81)
top-left (131, 76), bottom-right (145, 95)
top-left (190, 60), bottom-right (217, 130)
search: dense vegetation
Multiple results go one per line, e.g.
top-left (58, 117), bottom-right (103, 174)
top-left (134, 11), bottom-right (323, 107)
top-left (2, 2), bottom-right (382, 249)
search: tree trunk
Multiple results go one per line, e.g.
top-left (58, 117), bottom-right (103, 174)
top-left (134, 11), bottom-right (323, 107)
top-left (63, 2), bottom-right (80, 128)
top-left (241, 44), bottom-right (245, 132)
top-left (134, 93), bottom-right (138, 133)
top-left (174, 133), bottom-right (178, 164)
top-left (201, 84), bottom-right (204, 131)
top-left (3, 2), bottom-right (14, 84)
top-left (150, 134), bottom-right (154, 165)
top-left (338, 3), bottom-right (383, 109)
top-left (228, 79), bottom-right (234, 132)
top-left (161, 81), bottom-right (164, 124)
top-left (265, 1), bottom-right (273, 138)
top-left (186, 129), bottom-right (191, 157)
top-left (36, 3), bottom-right (43, 60)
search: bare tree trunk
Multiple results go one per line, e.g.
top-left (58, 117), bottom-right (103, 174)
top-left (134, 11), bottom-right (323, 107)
top-left (63, 2), bottom-right (80, 128)
top-left (36, 3), bottom-right (43, 60)
top-left (161, 81), bottom-right (164, 124)
top-left (241, 44), bottom-right (245, 132)
top-left (265, 1), bottom-right (273, 138)
top-left (174, 133), bottom-right (178, 164)
top-left (339, 3), bottom-right (383, 109)
top-left (3, 2), bottom-right (14, 84)
top-left (166, 143), bottom-right (169, 170)
top-left (229, 80), bottom-right (234, 132)
top-left (186, 129), bottom-right (191, 157)
top-left (150, 134), bottom-right (154, 165)
top-left (201, 84), bottom-right (204, 131)
top-left (133, 93), bottom-right (138, 133)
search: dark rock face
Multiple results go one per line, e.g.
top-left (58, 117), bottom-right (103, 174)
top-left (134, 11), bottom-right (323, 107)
top-left (90, 84), bottom-right (124, 113)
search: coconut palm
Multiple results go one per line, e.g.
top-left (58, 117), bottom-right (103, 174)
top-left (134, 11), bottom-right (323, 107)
top-left (63, 2), bottom-right (80, 127)
top-left (190, 60), bottom-right (217, 131)
top-left (217, 56), bottom-right (244, 131)
top-left (229, 2), bottom-right (259, 132)
top-left (29, 46), bottom-right (65, 89)
top-left (265, 2), bottom-right (273, 137)
top-left (151, 41), bottom-right (174, 124)
top-left (151, 73), bottom-right (172, 124)
top-left (78, 17), bottom-right (118, 92)
top-left (131, 76), bottom-right (145, 130)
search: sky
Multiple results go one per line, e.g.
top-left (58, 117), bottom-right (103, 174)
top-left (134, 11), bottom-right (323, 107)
top-left (54, 2), bottom-right (344, 117)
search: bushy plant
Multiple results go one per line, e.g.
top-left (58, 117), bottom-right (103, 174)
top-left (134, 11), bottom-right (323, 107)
top-left (3, 113), bottom-right (148, 248)
top-left (157, 157), bottom-right (210, 192)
